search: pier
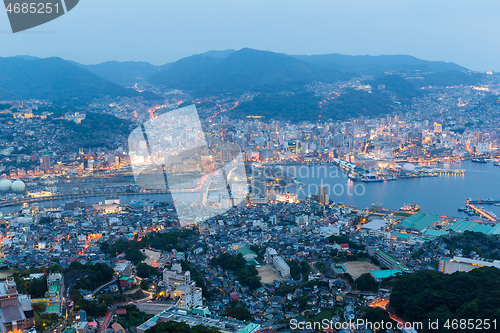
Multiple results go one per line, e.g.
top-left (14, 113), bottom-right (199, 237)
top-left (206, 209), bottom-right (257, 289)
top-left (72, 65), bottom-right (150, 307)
top-left (465, 203), bottom-right (498, 222)
top-left (467, 199), bottom-right (500, 205)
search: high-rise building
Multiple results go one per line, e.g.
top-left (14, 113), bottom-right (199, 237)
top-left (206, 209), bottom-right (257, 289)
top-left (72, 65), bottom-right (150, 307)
top-left (0, 278), bottom-right (34, 332)
top-left (319, 185), bottom-right (329, 205)
top-left (251, 165), bottom-right (266, 204)
top-left (43, 154), bottom-right (51, 173)
top-left (163, 263), bottom-right (202, 309)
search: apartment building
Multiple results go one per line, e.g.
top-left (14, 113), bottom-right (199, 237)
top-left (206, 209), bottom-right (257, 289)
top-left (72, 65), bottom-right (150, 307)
top-left (439, 256), bottom-right (500, 274)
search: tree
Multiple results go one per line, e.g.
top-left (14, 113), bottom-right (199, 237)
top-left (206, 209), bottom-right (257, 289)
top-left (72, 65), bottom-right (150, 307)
top-left (27, 277), bottom-right (48, 298)
top-left (140, 280), bottom-right (149, 290)
top-left (354, 273), bottom-right (379, 291)
top-left (32, 302), bottom-right (46, 313)
top-left (125, 248), bottom-right (146, 265)
top-left (225, 302), bottom-right (252, 321)
top-left (362, 307), bottom-right (392, 324)
top-left (100, 241), bottom-right (110, 253)
top-left (136, 263), bottom-right (159, 278)
top-left (389, 267), bottom-right (500, 332)
top-left (212, 254), bottom-right (262, 290)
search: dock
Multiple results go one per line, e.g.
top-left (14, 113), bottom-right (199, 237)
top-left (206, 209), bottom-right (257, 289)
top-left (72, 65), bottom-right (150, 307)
top-left (467, 199), bottom-right (500, 205)
top-left (465, 203), bottom-right (498, 222)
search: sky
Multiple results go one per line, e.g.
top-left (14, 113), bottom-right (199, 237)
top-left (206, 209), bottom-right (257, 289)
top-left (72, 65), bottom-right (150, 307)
top-left (0, 0), bottom-right (499, 71)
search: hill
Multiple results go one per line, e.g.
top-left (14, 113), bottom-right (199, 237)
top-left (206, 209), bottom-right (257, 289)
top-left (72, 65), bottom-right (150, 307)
top-left (417, 71), bottom-right (484, 87)
top-left (292, 53), bottom-right (468, 74)
top-left (441, 231), bottom-right (500, 260)
top-left (148, 48), bottom-right (347, 96)
top-left (78, 61), bottom-right (166, 87)
top-left (231, 92), bottom-right (322, 122)
top-left (48, 110), bottom-right (132, 149)
top-left (389, 268), bottom-right (500, 332)
top-left (0, 57), bottom-right (160, 104)
top-left (370, 74), bottom-right (424, 101)
top-left (231, 89), bottom-right (395, 122)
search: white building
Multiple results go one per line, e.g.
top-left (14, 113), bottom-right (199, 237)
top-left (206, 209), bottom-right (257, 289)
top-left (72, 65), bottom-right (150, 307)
top-left (272, 256), bottom-right (291, 279)
top-left (276, 193), bottom-right (298, 203)
top-left (163, 263), bottom-right (202, 309)
top-left (164, 263), bottom-right (191, 288)
top-left (265, 248), bottom-right (278, 264)
top-left (295, 215), bottom-right (309, 227)
top-left (439, 256), bottom-right (500, 274)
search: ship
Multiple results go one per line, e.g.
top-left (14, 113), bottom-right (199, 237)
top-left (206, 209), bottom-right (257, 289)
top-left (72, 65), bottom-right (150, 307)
top-left (472, 158), bottom-right (487, 163)
top-left (360, 173), bottom-right (383, 182)
top-left (401, 202), bottom-right (420, 213)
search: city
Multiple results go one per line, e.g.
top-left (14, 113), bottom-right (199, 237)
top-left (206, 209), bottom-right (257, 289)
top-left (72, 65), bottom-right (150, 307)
top-left (1, 1), bottom-right (500, 333)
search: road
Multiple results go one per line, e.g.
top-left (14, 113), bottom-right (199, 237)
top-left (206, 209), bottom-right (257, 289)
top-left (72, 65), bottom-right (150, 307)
top-left (92, 277), bottom-right (118, 297)
top-left (98, 288), bottom-right (153, 333)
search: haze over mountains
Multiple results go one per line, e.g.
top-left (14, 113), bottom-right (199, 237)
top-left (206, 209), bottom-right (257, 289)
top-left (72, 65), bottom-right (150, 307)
top-left (0, 48), bottom-right (477, 104)
top-left (0, 57), bottom-right (160, 104)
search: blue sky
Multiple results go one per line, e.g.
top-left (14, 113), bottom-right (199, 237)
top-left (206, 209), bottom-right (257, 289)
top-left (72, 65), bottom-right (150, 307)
top-left (1, 0), bottom-right (499, 71)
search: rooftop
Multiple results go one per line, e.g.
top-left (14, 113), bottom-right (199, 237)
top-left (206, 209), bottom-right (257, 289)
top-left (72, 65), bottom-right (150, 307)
top-left (398, 213), bottom-right (439, 232)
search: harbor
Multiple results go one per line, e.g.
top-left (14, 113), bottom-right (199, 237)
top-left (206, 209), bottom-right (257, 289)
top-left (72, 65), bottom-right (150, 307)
top-left (333, 158), bottom-right (465, 182)
top-left (277, 160), bottom-right (500, 218)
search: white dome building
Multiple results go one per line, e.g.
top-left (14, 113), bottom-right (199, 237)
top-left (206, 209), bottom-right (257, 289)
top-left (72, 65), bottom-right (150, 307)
top-left (0, 179), bottom-right (12, 192)
top-left (11, 180), bottom-right (25, 193)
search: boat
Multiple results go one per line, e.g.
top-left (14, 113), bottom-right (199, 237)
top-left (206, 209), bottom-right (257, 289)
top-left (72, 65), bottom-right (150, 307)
top-left (360, 173), bottom-right (383, 182)
top-left (401, 202), bottom-right (421, 212)
top-left (467, 210), bottom-right (477, 216)
top-left (472, 158), bottom-right (487, 163)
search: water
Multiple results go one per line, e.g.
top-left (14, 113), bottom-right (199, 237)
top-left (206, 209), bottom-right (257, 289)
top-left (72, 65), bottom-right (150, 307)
top-left (2, 161), bottom-right (499, 219)
top-left (279, 160), bottom-right (500, 218)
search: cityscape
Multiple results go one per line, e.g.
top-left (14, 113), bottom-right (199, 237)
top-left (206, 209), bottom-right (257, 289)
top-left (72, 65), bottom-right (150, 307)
top-left (1, 1), bottom-right (500, 333)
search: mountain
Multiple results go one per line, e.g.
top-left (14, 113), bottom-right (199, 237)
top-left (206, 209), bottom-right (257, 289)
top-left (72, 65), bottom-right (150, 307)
top-left (0, 57), bottom-right (160, 104)
top-left (1, 50), bottom-right (475, 104)
top-left (68, 50), bottom-right (234, 87)
top-left (291, 54), bottom-right (469, 74)
top-left (148, 48), bottom-right (347, 96)
top-left (79, 61), bottom-right (164, 87)
top-left (198, 49), bottom-right (236, 59)
top-left (147, 48), bottom-right (472, 97)
top-left (14, 55), bottom-right (40, 61)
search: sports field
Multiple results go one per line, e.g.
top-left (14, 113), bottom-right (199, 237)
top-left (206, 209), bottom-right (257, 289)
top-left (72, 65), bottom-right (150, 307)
top-left (343, 261), bottom-right (379, 279)
top-left (257, 265), bottom-right (284, 284)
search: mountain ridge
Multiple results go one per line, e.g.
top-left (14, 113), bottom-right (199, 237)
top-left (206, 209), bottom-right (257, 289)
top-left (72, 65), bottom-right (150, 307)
top-left (0, 56), bottom-right (160, 104)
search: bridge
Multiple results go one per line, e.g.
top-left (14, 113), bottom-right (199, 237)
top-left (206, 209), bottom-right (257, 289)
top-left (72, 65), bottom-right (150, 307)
top-left (92, 276), bottom-right (117, 297)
